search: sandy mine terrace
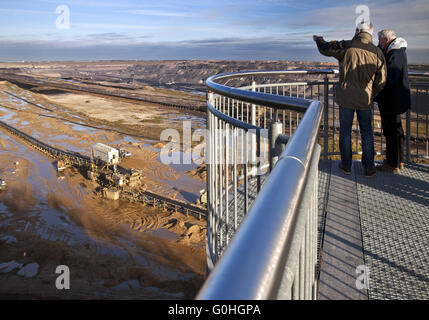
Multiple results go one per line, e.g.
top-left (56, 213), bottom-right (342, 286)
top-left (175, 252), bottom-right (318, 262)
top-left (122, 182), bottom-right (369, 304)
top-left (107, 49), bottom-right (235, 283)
top-left (0, 82), bottom-right (205, 202)
top-left (43, 91), bottom-right (205, 129)
top-left (0, 81), bottom-right (207, 299)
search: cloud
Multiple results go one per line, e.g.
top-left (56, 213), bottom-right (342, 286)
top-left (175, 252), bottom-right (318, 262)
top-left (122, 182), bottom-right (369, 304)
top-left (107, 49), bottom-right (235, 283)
top-left (0, 8), bottom-right (54, 14)
top-left (72, 23), bottom-right (156, 30)
top-left (123, 9), bottom-right (195, 17)
top-left (39, 0), bottom-right (129, 8)
top-left (77, 32), bottom-right (152, 43)
top-left (281, 0), bottom-right (429, 48)
top-left (0, 37), bottom-right (324, 61)
top-left (1, 0), bottom-right (428, 63)
top-left (1, 36), bottom-right (428, 63)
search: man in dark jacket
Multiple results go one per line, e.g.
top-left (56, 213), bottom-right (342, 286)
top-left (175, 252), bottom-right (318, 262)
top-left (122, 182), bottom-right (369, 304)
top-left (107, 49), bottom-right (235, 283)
top-left (375, 29), bottom-right (411, 173)
top-left (313, 21), bottom-right (386, 177)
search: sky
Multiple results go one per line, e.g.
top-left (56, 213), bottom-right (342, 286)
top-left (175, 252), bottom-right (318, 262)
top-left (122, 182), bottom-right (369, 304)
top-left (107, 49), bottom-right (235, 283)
top-left (0, 0), bottom-right (428, 63)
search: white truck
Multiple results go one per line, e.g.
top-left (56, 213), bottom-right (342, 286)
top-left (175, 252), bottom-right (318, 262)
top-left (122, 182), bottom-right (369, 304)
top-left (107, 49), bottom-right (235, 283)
top-left (119, 149), bottom-right (132, 158)
top-left (92, 143), bottom-right (120, 165)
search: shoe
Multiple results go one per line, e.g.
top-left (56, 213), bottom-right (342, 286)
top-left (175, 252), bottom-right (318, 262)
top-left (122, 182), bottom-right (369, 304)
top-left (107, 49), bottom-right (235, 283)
top-left (376, 162), bottom-right (400, 174)
top-left (338, 163), bottom-right (351, 175)
top-left (365, 167), bottom-right (377, 178)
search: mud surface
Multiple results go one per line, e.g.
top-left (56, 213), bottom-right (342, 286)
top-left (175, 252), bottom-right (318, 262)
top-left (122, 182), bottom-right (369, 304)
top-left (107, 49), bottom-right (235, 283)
top-left (0, 81), bottom-right (207, 299)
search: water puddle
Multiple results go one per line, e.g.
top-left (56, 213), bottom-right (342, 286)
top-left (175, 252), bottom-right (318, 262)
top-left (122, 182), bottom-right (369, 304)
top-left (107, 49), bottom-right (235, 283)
top-left (155, 148), bottom-right (204, 203)
top-left (0, 106), bottom-right (17, 122)
top-left (64, 121), bottom-right (99, 134)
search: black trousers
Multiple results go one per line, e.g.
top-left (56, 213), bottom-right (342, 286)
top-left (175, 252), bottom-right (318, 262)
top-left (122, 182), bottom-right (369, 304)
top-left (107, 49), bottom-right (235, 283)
top-left (380, 112), bottom-right (405, 167)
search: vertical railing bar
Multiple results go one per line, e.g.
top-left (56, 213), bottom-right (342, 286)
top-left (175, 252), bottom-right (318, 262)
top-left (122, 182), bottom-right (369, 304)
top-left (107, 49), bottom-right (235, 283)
top-left (323, 77), bottom-right (329, 160)
top-left (225, 123), bottom-right (229, 246)
top-left (220, 119), bottom-right (224, 253)
top-left (207, 93), bottom-right (214, 267)
top-left (214, 101), bottom-right (219, 261)
top-left (332, 92), bottom-right (336, 157)
top-left (233, 127), bottom-right (238, 230)
top-left (244, 129), bottom-right (248, 213)
top-left (426, 113), bottom-right (428, 158)
top-left (257, 130), bottom-right (261, 192)
top-left (417, 109), bottom-right (420, 156)
top-left (306, 206), bottom-right (311, 299)
top-left (216, 95), bottom-right (221, 257)
top-left (264, 105), bottom-right (266, 129)
top-left (299, 244), bottom-right (304, 299)
top-left (313, 170), bottom-right (319, 300)
top-left (293, 267), bottom-right (299, 299)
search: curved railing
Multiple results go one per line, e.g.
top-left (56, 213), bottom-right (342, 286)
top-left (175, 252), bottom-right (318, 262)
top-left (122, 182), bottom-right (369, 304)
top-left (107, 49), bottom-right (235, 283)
top-left (198, 70), bottom-right (332, 299)
top-left (197, 69), bottom-right (429, 300)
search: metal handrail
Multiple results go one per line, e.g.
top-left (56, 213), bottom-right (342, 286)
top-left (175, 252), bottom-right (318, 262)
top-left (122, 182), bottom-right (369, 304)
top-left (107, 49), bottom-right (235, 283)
top-left (198, 104), bottom-right (321, 300)
top-left (198, 70), bottom-right (323, 299)
top-left (206, 100), bottom-right (261, 131)
top-left (205, 69), bottom-right (335, 113)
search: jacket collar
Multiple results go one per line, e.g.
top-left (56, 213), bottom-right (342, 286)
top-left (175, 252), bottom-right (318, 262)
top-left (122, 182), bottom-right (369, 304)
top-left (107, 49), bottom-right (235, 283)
top-left (386, 37), bottom-right (408, 53)
top-left (353, 32), bottom-right (373, 43)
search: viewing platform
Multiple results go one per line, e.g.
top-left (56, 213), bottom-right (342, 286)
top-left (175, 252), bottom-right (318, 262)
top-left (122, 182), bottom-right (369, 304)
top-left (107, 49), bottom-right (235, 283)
top-left (197, 69), bottom-right (429, 300)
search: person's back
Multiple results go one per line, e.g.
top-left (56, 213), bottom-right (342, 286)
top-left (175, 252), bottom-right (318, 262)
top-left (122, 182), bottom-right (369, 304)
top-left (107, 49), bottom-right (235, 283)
top-left (376, 36), bottom-right (411, 114)
top-left (338, 32), bottom-right (386, 108)
top-left (314, 30), bottom-right (386, 109)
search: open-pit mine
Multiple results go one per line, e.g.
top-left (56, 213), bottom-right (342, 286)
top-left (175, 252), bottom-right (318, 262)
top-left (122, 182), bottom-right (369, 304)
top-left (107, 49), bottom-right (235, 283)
top-left (0, 61), bottom-right (216, 299)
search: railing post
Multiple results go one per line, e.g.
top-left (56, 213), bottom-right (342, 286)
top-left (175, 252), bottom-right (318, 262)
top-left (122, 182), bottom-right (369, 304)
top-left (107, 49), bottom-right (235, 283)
top-left (269, 121), bottom-right (283, 171)
top-left (206, 92), bottom-right (215, 273)
top-left (426, 114), bottom-right (429, 159)
top-left (251, 81), bottom-right (257, 174)
top-left (208, 92), bottom-right (220, 269)
top-left (323, 76), bottom-right (329, 160)
top-left (406, 109), bottom-right (411, 162)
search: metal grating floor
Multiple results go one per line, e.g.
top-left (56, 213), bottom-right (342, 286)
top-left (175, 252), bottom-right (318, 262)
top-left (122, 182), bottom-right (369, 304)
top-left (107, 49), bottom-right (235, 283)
top-left (216, 174), bottom-right (269, 258)
top-left (354, 161), bottom-right (429, 300)
top-left (317, 160), bottom-right (331, 277)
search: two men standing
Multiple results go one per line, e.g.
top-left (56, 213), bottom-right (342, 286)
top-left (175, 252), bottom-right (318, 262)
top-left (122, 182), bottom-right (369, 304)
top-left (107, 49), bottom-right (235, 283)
top-left (313, 22), bottom-right (411, 177)
top-left (314, 22), bottom-right (386, 177)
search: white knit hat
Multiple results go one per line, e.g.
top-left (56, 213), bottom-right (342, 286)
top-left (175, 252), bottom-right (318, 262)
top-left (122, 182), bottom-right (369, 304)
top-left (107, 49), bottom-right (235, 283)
top-left (356, 21), bottom-right (373, 35)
